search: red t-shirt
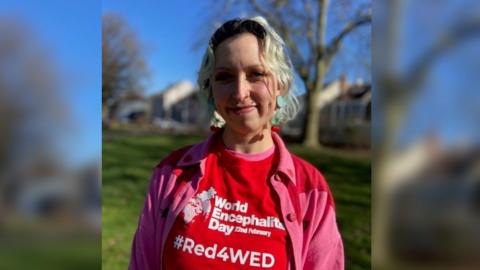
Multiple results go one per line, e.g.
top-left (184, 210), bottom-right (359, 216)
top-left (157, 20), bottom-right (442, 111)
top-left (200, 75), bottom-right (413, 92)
top-left (163, 140), bottom-right (288, 269)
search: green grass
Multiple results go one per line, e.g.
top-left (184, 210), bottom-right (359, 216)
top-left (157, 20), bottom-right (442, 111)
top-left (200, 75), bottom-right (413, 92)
top-left (102, 134), bottom-right (370, 269)
top-left (0, 235), bottom-right (100, 270)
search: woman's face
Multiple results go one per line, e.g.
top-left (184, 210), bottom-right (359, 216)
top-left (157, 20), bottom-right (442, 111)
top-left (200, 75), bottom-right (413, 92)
top-left (212, 33), bottom-right (280, 136)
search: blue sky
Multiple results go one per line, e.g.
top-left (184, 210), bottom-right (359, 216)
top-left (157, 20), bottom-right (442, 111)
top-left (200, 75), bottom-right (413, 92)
top-left (0, 0), bottom-right (101, 166)
top-left (394, 0), bottom-right (480, 148)
top-left (102, 0), bottom-right (371, 96)
top-left (103, 0), bottom-right (209, 95)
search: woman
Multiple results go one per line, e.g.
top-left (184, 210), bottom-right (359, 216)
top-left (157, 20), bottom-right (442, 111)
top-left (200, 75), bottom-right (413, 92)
top-left (129, 16), bottom-right (344, 270)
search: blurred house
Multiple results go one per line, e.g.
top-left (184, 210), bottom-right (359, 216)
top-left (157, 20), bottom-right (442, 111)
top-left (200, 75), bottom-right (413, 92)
top-left (1, 156), bottom-right (101, 233)
top-left (113, 91), bottom-right (149, 124)
top-left (384, 136), bottom-right (480, 264)
top-left (150, 80), bottom-right (208, 130)
top-left (285, 76), bottom-right (371, 147)
top-left (318, 78), bottom-right (371, 147)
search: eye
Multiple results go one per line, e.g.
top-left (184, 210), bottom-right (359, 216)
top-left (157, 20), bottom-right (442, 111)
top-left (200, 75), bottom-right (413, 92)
top-left (250, 70), bottom-right (267, 79)
top-left (214, 72), bottom-right (232, 82)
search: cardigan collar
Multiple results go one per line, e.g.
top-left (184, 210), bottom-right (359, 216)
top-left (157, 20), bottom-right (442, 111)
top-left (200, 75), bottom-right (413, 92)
top-left (176, 130), bottom-right (296, 185)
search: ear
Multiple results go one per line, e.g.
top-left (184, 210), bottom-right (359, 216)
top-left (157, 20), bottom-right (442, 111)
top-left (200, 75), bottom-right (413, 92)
top-left (276, 82), bottom-right (286, 97)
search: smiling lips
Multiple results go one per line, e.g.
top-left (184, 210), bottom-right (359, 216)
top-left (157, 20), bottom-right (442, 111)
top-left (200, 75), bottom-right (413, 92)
top-left (228, 105), bottom-right (256, 115)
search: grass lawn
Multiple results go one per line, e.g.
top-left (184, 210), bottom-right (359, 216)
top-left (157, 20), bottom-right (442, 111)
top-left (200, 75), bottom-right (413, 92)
top-left (102, 133), bottom-right (370, 269)
top-left (0, 237), bottom-right (100, 270)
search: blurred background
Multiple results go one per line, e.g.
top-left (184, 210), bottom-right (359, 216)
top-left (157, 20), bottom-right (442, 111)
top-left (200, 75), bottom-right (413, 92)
top-left (0, 1), bottom-right (101, 269)
top-left (102, 0), bottom-right (371, 269)
top-left (6, 0), bottom-right (480, 269)
top-left (373, 0), bottom-right (480, 269)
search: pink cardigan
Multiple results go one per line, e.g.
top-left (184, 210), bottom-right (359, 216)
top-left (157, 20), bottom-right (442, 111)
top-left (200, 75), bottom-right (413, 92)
top-left (129, 132), bottom-right (344, 270)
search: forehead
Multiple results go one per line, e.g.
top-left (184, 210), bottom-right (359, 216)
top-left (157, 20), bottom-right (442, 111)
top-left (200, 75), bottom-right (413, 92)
top-left (214, 33), bottom-right (264, 67)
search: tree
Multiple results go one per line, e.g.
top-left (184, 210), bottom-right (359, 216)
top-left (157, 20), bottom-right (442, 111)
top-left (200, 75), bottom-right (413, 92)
top-left (0, 18), bottom-right (69, 224)
top-left (204, 0), bottom-right (371, 147)
top-left (102, 13), bottom-right (149, 126)
top-left (373, 1), bottom-right (480, 267)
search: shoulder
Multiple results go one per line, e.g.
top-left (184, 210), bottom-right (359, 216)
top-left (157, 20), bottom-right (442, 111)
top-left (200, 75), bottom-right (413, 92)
top-left (273, 132), bottom-right (332, 197)
top-left (148, 144), bottom-right (199, 192)
top-left (289, 154), bottom-right (328, 192)
top-left (154, 133), bottom-right (217, 170)
top-left (289, 153), bottom-right (335, 208)
top-left (154, 144), bottom-right (194, 170)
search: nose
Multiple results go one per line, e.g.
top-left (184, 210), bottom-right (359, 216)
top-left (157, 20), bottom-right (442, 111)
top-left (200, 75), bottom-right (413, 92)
top-left (232, 75), bottom-right (250, 101)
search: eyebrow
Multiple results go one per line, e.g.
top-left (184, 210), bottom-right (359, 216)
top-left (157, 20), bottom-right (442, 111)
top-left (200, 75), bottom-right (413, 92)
top-left (214, 65), bottom-right (265, 71)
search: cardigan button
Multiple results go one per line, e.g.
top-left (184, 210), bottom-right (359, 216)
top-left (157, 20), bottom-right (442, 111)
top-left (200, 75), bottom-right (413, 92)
top-left (286, 213), bottom-right (296, 222)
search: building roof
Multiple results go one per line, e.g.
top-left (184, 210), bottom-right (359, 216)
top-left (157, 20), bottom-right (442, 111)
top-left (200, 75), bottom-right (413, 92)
top-left (150, 80), bottom-right (198, 110)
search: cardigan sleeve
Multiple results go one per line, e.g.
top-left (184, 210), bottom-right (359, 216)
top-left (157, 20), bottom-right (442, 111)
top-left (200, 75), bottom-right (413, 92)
top-left (303, 188), bottom-right (344, 270)
top-left (290, 154), bottom-right (345, 269)
top-left (129, 168), bottom-right (161, 270)
top-left (304, 199), bottom-right (345, 270)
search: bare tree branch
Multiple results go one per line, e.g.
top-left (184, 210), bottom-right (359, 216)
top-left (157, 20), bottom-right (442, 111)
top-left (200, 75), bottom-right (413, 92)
top-left (326, 11), bottom-right (372, 58)
top-left (249, 0), bottom-right (306, 67)
top-left (249, 0), bottom-right (276, 23)
top-left (406, 18), bottom-right (480, 90)
top-left (102, 13), bottom-right (149, 125)
top-left (303, 0), bottom-right (317, 56)
top-left (318, 0), bottom-right (329, 47)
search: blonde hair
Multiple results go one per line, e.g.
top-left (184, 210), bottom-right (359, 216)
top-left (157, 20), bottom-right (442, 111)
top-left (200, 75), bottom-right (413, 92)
top-left (197, 16), bottom-right (299, 126)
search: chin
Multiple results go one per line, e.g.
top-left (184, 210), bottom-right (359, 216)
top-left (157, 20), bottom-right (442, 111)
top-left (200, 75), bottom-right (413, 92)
top-left (226, 121), bottom-right (268, 136)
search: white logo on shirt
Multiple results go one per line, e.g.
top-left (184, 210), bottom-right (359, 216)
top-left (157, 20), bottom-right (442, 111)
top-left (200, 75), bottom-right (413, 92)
top-left (182, 186), bottom-right (285, 237)
top-left (183, 187), bottom-right (217, 224)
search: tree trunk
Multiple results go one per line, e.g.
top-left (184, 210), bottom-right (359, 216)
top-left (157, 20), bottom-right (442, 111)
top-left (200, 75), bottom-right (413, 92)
top-left (102, 103), bottom-right (110, 129)
top-left (302, 60), bottom-right (327, 148)
top-left (303, 89), bottom-right (322, 147)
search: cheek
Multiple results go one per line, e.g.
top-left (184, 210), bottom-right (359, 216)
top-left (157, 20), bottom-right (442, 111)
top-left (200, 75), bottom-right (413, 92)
top-left (256, 86), bottom-right (276, 107)
top-left (258, 80), bottom-right (278, 103)
top-left (212, 86), bottom-right (229, 105)
top-left (253, 94), bottom-right (275, 114)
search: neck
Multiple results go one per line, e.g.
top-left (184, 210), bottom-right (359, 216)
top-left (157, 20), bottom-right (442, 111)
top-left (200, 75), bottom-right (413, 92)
top-left (222, 126), bottom-right (274, 154)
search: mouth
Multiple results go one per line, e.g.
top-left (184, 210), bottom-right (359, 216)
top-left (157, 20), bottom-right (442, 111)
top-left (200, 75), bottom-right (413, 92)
top-left (227, 105), bottom-right (256, 115)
